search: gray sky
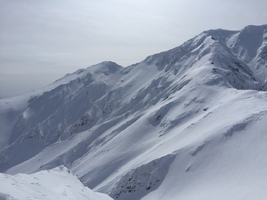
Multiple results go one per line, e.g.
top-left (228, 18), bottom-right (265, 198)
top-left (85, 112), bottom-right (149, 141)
top-left (1, 0), bottom-right (267, 98)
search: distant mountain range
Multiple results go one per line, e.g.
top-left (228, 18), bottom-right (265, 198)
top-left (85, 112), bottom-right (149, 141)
top-left (1, 24), bottom-right (267, 200)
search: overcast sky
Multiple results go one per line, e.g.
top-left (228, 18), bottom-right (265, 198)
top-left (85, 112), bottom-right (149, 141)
top-left (0, 0), bottom-right (267, 98)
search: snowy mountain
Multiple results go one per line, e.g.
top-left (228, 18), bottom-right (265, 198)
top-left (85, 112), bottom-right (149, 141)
top-left (0, 24), bottom-right (267, 200)
top-left (0, 165), bottom-right (113, 200)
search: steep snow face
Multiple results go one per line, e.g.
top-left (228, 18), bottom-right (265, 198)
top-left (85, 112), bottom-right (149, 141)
top-left (0, 166), bottom-right (113, 200)
top-left (229, 25), bottom-right (266, 62)
top-left (142, 111), bottom-right (267, 200)
top-left (144, 24), bottom-right (267, 88)
top-left (0, 25), bottom-right (267, 200)
top-left (227, 25), bottom-right (267, 84)
top-left (0, 61), bottom-right (124, 169)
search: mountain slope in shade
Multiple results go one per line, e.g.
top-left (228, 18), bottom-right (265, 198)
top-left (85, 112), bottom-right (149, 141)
top-left (0, 25), bottom-right (267, 200)
top-left (0, 165), bottom-right (113, 200)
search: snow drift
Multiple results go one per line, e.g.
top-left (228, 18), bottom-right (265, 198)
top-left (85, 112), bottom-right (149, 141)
top-left (0, 165), bottom-right (113, 200)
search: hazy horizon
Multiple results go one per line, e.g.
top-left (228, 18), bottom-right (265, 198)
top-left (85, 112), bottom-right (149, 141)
top-left (1, 0), bottom-right (267, 98)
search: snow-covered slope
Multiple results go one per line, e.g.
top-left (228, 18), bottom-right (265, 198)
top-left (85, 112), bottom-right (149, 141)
top-left (0, 165), bottom-right (113, 200)
top-left (0, 24), bottom-right (267, 200)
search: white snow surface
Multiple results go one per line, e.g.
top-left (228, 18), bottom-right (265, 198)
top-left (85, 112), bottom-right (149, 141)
top-left (0, 165), bottom-right (113, 200)
top-left (1, 24), bottom-right (267, 200)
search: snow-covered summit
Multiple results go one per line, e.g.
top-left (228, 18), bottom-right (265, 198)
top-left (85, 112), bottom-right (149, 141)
top-left (143, 24), bottom-right (267, 85)
top-left (0, 25), bottom-right (267, 200)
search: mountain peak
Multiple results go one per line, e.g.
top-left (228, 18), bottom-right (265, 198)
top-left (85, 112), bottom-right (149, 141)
top-left (241, 24), bottom-right (267, 33)
top-left (1, 25), bottom-right (267, 200)
top-left (88, 61), bottom-right (123, 74)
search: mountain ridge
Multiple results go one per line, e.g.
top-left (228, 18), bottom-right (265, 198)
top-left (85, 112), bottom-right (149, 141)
top-left (0, 24), bottom-right (267, 200)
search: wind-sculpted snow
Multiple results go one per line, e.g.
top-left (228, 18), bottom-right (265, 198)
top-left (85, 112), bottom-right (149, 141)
top-left (1, 25), bottom-right (267, 200)
top-left (0, 166), bottom-right (113, 200)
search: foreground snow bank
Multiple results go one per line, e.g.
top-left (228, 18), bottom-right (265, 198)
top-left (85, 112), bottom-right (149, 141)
top-left (0, 165), bottom-right (113, 200)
